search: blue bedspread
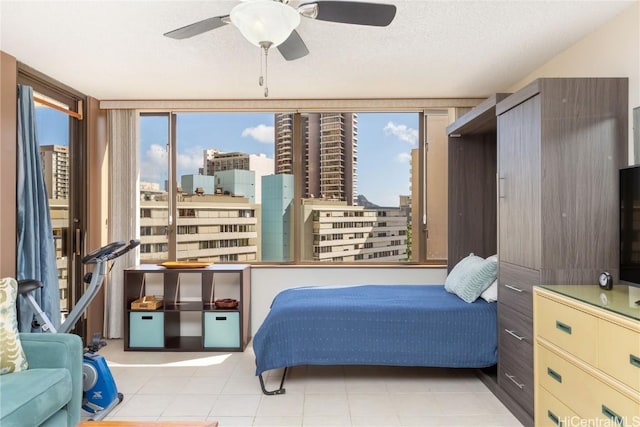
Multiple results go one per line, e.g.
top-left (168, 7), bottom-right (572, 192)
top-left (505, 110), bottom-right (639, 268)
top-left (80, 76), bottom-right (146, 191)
top-left (253, 285), bottom-right (497, 376)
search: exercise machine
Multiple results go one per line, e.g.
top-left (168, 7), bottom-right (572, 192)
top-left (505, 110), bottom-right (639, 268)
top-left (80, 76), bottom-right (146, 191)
top-left (18, 239), bottom-right (139, 421)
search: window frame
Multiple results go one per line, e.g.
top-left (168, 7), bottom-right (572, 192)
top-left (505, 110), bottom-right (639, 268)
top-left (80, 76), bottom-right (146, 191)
top-left (136, 107), bottom-right (454, 266)
top-left (17, 63), bottom-right (88, 335)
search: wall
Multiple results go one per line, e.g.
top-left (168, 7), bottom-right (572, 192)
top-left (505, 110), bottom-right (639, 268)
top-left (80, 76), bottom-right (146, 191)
top-left (509, 2), bottom-right (640, 163)
top-left (250, 266), bottom-right (446, 334)
top-left (0, 52), bottom-right (17, 278)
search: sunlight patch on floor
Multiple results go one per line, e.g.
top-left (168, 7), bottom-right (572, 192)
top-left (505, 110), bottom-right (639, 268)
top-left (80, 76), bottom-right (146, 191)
top-left (106, 353), bottom-right (233, 368)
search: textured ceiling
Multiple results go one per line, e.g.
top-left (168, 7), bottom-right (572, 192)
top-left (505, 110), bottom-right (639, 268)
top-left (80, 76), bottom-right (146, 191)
top-left (0, 0), bottom-right (634, 100)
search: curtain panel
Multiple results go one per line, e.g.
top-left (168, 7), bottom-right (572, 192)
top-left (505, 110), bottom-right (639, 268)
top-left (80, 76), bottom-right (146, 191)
top-left (16, 84), bottom-right (61, 332)
top-left (106, 109), bottom-right (139, 338)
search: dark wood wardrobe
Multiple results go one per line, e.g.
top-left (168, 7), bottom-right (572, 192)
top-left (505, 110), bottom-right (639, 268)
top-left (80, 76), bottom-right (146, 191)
top-left (447, 78), bottom-right (628, 427)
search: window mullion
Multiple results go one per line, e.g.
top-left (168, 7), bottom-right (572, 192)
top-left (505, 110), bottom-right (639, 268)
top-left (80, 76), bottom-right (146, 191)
top-left (292, 113), bottom-right (303, 262)
top-left (417, 111), bottom-right (427, 263)
top-left (168, 112), bottom-right (178, 260)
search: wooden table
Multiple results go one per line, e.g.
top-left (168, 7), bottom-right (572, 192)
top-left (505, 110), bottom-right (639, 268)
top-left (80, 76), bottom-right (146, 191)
top-left (77, 422), bottom-right (218, 427)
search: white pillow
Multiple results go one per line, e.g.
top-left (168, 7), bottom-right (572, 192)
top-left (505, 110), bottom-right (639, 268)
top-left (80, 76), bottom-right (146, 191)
top-left (480, 254), bottom-right (498, 302)
top-left (480, 279), bottom-right (498, 302)
top-left (445, 253), bottom-right (497, 303)
top-left (0, 277), bottom-right (28, 374)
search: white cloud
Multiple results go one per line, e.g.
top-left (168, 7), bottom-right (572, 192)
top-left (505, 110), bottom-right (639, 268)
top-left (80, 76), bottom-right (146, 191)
top-left (177, 149), bottom-right (204, 177)
top-left (396, 152), bottom-right (412, 163)
top-left (384, 122), bottom-right (418, 145)
top-left (140, 144), bottom-right (168, 183)
top-left (242, 124), bottom-right (274, 144)
top-left (140, 143), bottom-right (204, 184)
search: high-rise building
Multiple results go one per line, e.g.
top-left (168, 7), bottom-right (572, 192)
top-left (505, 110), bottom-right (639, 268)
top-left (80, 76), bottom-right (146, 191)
top-left (40, 145), bottom-right (69, 199)
top-left (215, 170), bottom-right (256, 204)
top-left (39, 145), bottom-right (70, 311)
top-left (274, 115), bottom-right (294, 175)
top-left (410, 148), bottom-right (420, 259)
top-left (202, 150), bottom-right (273, 203)
top-left (139, 193), bottom-right (258, 263)
top-left (300, 199), bottom-right (407, 262)
top-left (202, 149), bottom-right (221, 176)
top-left (275, 113), bottom-right (358, 205)
top-left (181, 175), bottom-right (216, 195)
top-left (49, 199), bottom-right (69, 311)
top-left (261, 174), bottom-right (294, 261)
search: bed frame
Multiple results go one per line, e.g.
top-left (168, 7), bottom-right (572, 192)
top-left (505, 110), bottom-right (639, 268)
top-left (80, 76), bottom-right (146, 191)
top-left (252, 284), bottom-right (497, 395)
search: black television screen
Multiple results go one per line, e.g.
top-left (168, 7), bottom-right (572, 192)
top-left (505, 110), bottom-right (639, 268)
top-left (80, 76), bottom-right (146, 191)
top-left (620, 165), bottom-right (640, 287)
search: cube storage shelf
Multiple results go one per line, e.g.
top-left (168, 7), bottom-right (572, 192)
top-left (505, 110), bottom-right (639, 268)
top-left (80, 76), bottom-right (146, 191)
top-left (124, 264), bottom-right (250, 351)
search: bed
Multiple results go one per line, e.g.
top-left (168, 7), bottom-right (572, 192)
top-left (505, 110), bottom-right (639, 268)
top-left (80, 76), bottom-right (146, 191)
top-left (253, 284), bottom-right (497, 394)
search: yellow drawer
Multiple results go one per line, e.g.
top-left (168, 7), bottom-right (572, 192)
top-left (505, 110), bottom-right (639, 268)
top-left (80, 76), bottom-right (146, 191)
top-left (536, 386), bottom-right (579, 427)
top-left (537, 344), bottom-right (640, 423)
top-left (537, 343), bottom-right (594, 417)
top-left (598, 319), bottom-right (640, 393)
top-left (535, 295), bottom-right (597, 365)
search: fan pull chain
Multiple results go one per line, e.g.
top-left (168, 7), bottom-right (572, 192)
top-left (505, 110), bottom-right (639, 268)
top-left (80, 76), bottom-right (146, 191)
top-left (259, 42), bottom-right (272, 98)
top-left (259, 48), bottom-right (264, 87)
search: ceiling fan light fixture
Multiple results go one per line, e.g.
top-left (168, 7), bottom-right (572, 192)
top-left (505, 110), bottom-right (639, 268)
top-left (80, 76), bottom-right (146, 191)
top-left (230, 0), bottom-right (301, 48)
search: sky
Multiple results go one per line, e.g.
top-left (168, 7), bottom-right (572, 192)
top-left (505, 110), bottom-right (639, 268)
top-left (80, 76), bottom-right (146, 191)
top-left (35, 107), bottom-right (419, 207)
top-left (35, 107), bottom-right (69, 146)
top-left (140, 112), bottom-right (419, 207)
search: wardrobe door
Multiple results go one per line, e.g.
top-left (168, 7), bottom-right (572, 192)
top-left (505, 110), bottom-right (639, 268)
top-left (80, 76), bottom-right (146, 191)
top-left (497, 95), bottom-right (542, 270)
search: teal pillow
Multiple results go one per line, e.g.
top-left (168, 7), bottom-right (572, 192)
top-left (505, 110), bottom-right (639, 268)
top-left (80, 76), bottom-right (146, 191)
top-left (445, 254), bottom-right (497, 303)
top-left (444, 253), bottom-right (478, 293)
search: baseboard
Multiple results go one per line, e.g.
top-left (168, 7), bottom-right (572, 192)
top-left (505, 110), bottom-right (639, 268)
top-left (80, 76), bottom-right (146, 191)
top-left (476, 367), bottom-right (534, 427)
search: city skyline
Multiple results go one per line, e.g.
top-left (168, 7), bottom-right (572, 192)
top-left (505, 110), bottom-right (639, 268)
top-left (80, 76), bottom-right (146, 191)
top-left (35, 106), bottom-right (414, 263)
top-left (35, 108), bottom-right (420, 207)
top-left (140, 112), bottom-right (418, 207)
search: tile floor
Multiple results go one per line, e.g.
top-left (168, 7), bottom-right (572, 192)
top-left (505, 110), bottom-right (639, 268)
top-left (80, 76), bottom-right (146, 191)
top-left (89, 339), bottom-right (524, 426)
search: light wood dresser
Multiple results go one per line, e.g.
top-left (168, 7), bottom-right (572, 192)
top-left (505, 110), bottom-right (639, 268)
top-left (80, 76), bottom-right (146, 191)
top-left (533, 285), bottom-right (640, 426)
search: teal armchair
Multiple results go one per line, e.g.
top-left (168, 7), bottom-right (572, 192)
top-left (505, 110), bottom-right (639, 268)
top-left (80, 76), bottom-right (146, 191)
top-left (0, 333), bottom-right (82, 427)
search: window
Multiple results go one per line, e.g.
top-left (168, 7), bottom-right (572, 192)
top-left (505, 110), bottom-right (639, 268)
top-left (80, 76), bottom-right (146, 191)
top-left (24, 80), bottom-right (85, 331)
top-left (139, 112), bottom-right (276, 263)
top-left (138, 110), bottom-right (449, 264)
top-left (299, 112), bottom-right (418, 262)
top-left (139, 114), bottom-right (170, 262)
top-left (35, 103), bottom-right (71, 313)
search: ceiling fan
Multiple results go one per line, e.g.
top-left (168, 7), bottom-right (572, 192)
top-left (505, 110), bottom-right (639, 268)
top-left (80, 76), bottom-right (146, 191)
top-left (164, 0), bottom-right (397, 60)
top-left (164, 0), bottom-right (397, 96)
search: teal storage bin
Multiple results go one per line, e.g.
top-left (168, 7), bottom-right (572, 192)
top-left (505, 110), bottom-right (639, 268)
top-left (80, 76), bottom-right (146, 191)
top-left (204, 312), bottom-right (240, 348)
top-left (130, 312), bottom-right (164, 347)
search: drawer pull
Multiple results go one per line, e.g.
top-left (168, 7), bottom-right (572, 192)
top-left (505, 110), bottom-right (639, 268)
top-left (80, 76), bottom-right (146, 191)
top-left (630, 354), bottom-right (640, 368)
top-left (215, 316), bottom-right (227, 321)
top-left (547, 410), bottom-right (562, 426)
top-left (141, 315), bottom-right (153, 320)
top-left (504, 373), bottom-right (524, 389)
top-left (504, 284), bottom-right (524, 293)
top-left (601, 405), bottom-right (624, 426)
top-left (555, 321), bottom-right (572, 335)
top-left (504, 329), bottom-right (525, 341)
top-left (547, 367), bottom-right (562, 383)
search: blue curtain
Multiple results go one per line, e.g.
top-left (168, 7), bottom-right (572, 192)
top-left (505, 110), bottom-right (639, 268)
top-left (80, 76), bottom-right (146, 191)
top-left (16, 84), bottom-right (61, 332)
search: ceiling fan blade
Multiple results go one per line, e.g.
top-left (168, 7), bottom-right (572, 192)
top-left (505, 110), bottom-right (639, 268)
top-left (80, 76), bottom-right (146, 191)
top-left (277, 30), bottom-right (310, 61)
top-left (303, 1), bottom-right (396, 27)
top-left (164, 15), bottom-right (229, 40)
